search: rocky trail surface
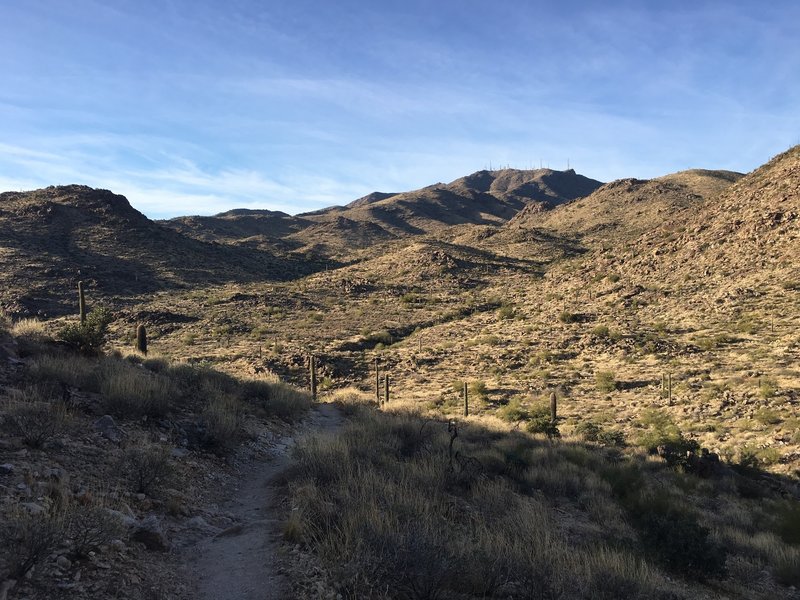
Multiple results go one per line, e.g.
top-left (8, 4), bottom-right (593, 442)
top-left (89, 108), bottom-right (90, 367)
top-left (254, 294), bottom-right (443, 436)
top-left (178, 403), bottom-right (343, 600)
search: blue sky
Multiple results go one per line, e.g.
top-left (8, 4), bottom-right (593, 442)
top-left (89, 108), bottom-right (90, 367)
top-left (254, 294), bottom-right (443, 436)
top-left (1, 1), bottom-right (798, 218)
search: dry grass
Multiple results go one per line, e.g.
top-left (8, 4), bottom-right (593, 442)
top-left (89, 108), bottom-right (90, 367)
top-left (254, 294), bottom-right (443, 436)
top-left (99, 359), bottom-right (174, 418)
top-left (10, 318), bottom-right (47, 338)
top-left (284, 405), bottom-right (798, 599)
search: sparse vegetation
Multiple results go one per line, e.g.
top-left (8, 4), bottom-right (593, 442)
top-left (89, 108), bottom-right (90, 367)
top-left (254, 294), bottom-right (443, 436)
top-left (120, 443), bottom-right (174, 495)
top-left (59, 307), bottom-right (114, 354)
top-left (595, 370), bottom-right (616, 392)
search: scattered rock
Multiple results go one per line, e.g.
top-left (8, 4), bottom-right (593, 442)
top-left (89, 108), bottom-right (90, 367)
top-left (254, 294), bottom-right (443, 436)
top-left (0, 464), bottom-right (13, 475)
top-left (20, 502), bottom-right (45, 515)
top-left (56, 556), bottom-right (72, 570)
top-left (131, 515), bottom-right (170, 552)
top-left (93, 415), bottom-right (123, 443)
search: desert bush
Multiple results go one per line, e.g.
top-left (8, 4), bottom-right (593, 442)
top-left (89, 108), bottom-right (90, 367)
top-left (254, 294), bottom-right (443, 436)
top-left (365, 329), bottom-right (394, 345)
top-left (468, 380), bottom-right (488, 399)
top-left (1, 390), bottom-right (69, 448)
top-left (120, 444), bottom-right (173, 495)
top-left (592, 324), bottom-right (610, 338)
top-left (559, 310), bottom-right (580, 324)
top-left (595, 370), bottom-right (616, 392)
top-left (67, 500), bottom-right (125, 558)
top-left (634, 410), bottom-right (697, 456)
top-left (0, 506), bottom-right (67, 579)
top-left (759, 377), bottom-right (778, 399)
top-left (576, 422), bottom-right (626, 447)
top-left (576, 421), bottom-right (603, 441)
top-left (526, 415), bottom-right (560, 439)
top-left (497, 303), bottom-right (515, 320)
top-left (58, 307), bottom-right (113, 354)
top-left (498, 397), bottom-right (532, 422)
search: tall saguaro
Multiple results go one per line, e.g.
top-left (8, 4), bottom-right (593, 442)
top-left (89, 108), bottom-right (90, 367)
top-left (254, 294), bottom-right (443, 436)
top-left (78, 281), bottom-right (86, 325)
top-left (309, 354), bottom-right (318, 400)
top-left (375, 358), bottom-right (380, 403)
top-left (463, 381), bottom-right (469, 417)
top-left (384, 375), bottom-right (390, 404)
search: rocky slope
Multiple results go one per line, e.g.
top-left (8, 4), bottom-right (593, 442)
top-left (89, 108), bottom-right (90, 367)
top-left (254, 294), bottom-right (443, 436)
top-left (0, 186), bottom-right (312, 317)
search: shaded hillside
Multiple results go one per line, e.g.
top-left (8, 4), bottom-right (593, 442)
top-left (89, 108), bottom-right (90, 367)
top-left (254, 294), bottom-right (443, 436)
top-left (162, 168), bottom-right (602, 262)
top-left (300, 168), bottom-right (603, 244)
top-left (0, 185), bottom-right (313, 316)
top-left (503, 169), bottom-right (742, 246)
top-left (165, 208), bottom-right (311, 252)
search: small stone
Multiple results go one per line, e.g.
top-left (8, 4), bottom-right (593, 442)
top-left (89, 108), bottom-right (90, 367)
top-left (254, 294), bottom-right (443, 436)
top-left (131, 515), bottom-right (170, 552)
top-left (56, 555), bottom-right (72, 570)
top-left (110, 539), bottom-right (127, 553)
top-left (21, 502), bottom-right (45, 515)
top-left (0, 463), bottom-right (13, 475)
top-left (135, 493), bottom-right (146, 501)
top-left (93, 415), bottom-right (123, 443)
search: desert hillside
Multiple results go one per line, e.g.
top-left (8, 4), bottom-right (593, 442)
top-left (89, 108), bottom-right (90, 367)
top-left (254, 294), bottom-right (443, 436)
top-left (0, 148), bottom-right (798, 600)
top-left (0, 185), bottom-right (315, 317)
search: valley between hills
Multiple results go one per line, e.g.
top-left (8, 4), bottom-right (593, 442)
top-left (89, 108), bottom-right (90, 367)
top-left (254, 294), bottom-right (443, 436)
top-left (0, 147), bottom-right (798, 599)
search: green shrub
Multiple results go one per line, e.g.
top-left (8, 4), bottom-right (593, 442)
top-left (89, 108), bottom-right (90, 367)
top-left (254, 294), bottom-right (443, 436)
top-left (469, 380), bottom-right (488, 399)
top-left (576, 422), bottom-right (625, 446)
top-left (497, 304), bottom-right (515, 320)
top-left (575, 421), bottom-right (602, 441)
top-left (759, 377), bottom-right (778, 399)
top-left (595, 371), bottom-right (616, 392)
top-left (559, 311), bottom-right (580, 324)
top-left (635, 409), bottom-right (696, 455)
top-left (526, 415), bottom-right (560, 439)
top-left (592, 325), bottom-right (610, 338)
top-left (58, 308), bottom-right (113, 354)
top-left (499, 398), bottom-right (531, 422)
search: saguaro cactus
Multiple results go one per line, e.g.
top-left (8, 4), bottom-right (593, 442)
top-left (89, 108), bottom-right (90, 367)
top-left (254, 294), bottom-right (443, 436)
top-left (463, 381), bottom-right (469, 417)
top-left (136, 324), bottom-right (147, 356)
top-left (384, 375), bottom-right (390, 404)
top-left (310, 354), bottom-right (317, 400)
top-left (668, 373), bottom-right (673, 406)
top-left (375, 358), bottom-right (380, 402)
top-left (550, 391), bottom-right (557, 423)
top-left (78, 281), bottom-right (86, 325)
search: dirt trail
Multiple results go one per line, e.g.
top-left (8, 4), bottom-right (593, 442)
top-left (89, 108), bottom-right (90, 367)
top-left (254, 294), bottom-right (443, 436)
top-left (180, 403), bottom-right (342, 600)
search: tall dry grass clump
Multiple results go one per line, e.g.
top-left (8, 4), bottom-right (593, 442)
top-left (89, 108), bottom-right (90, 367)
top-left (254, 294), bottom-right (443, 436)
top-left (99, 359), bottom-right (174, 418)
